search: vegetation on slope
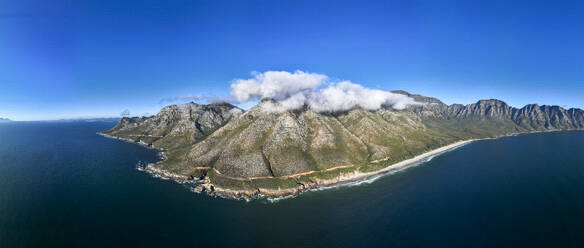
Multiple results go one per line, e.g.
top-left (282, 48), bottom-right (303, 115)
top-left (102, 92), bottom-right (584, 191)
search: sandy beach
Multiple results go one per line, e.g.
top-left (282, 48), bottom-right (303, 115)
top-left (98, 130), bottom-right (476, 199)
top-left (354, 139), bottom-right (475, 179)
top-left (196, 139), bottom-right (477, 199)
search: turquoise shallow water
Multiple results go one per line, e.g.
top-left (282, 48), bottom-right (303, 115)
top-left (1, 122), bottom-right (584, 247)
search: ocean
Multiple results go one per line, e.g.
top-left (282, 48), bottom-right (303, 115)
top-left (1, 121), bottom-right (584, 247)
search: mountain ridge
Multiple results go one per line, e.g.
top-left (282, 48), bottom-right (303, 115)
top-left (101, 91), bottom-right (584, 199)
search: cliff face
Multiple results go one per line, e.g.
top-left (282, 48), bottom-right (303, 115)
top-left (103, 102), bottom-right (242, 149)
top-left (403, 94), bottom-right (584, 130)
top-left (141, 99), bottom-right (444, 179)
top-left (102, 92), bottom-right (584, 195)
top-left (511, 104), bottom-right (584, 130)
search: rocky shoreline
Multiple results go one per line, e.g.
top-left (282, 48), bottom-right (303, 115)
top-left (98, 130), bottom-right (476, 200)
top-left (97, 132), bottom-right (162, 151)
top-left (99, 129), bottom-right (583, 201)
top-left (96, 89), bottom-right (584, 201)
top-left (190, 139), bottom-right (475, 200)
top-left (97, 132), bottom-right (174, 177)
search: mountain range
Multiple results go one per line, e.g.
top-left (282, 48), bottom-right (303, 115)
top-left (101, 91), bottom-right (584, 198)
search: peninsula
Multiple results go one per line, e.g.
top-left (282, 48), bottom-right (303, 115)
top-left (100, 91), bottom-right (584, 199)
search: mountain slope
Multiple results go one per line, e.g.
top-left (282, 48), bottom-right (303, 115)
top-left (102, 92), bottom-right (584, 198)
top-left (185, 99), bottom-right (369, 178)
top-left (103, 102), bottom-right (242, 150)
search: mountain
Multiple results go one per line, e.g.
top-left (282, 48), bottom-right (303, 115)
top-left (101, 93), bottom-right (584, 198)
top-left (0, 118), bottom-right (11, 123)
top-left (103, 102), bottom-right (243, 150)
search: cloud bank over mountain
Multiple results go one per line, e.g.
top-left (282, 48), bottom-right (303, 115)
top-left (230, 70), bottom-right (418, 112)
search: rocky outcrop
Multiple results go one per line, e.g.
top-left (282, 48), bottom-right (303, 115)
top-left (102, 91), bottom-right (584, 200)
top-left (102, 102), bottom-right (242, 149)
top-left (512, 104), bottom-right (584, 130)
top-left (186, 99), bottom-right (370, 178)
top-left (394, 91), bottom-right (584, 130)
top-left (447, 100), bottom-right (514, 119)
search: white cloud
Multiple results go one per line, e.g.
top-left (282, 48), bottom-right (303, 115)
top-left (230, 70), bottom-right (419, 112)
top-left (230, 70), bottom-right (327, 102)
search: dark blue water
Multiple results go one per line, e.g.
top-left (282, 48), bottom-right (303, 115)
top-left (1, 122), bottom-right (584, 247)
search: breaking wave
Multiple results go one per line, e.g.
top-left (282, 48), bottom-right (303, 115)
top-left (264, 141), bottom-right (473, 203)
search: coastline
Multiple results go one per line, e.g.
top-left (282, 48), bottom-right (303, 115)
top-left (99, 129), bottom-right (583, 201)
top-left (98, 131), bottom-right (478, 200)
top-left (97, 132), bottom-right (159, 150)
top-left (97, 132), bottom-right (174, 177)
top-left (193, 139), bottom-right (476, 200)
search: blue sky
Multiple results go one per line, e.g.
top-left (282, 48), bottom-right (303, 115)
top-left (1, 0), bottom-right (583, 120)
